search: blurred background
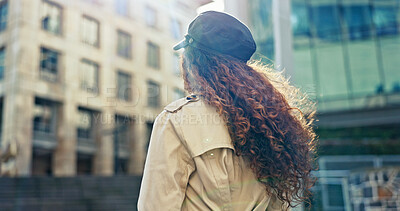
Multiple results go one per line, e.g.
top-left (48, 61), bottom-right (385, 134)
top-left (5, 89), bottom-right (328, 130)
top-left (0, 0), bottom-right (399, 210)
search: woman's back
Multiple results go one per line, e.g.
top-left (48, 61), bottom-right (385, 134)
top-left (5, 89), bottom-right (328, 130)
top-left (138, 96), bottom-right (286, 210)
top-left (138, 11), bottom-right (316, 210)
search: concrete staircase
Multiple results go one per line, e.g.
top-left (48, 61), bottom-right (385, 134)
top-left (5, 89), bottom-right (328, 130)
top-left (0, 176), bottom-right (142, 211)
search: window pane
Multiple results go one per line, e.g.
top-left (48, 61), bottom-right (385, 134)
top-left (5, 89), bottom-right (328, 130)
top-left (293, 45), bottom-right (316, 97)
top-left (373, 2), bottom-right (398, 36)
top-left (147, 81), bottom-right (160, 108)
top-left (314, 41), bottom-right (351, 112)
top-left (380, 36), bottom-right (400, 93)
top-left (33, 98), bottom-right (56, 134)
top-left (41, 1), bottom-right (62, 35)
top-left (40, 47), bottom-right (59, 82)
top-left (348, 41), bottom-right (381, 95)
top-left (117, 71), bottom-right (132, 101)
top-left (117, 30), bottom-right (132, 58)
top-left (81, 16), bottom-right (99, 47)
top-left (342, 4), bottom-right (372, 40)
top-left (0, 0), bottom-right (8, 32)
top-left (324, 161), bottom-right (374, 170)
top-left (373, 1), bottom-right (400, 93)
top-left (0, 47), bottom-right (5, 79)
top-left (77, 110), bottom-right (91, 129)
top-left (291, 1), bottom-right (316, 97)
top-left (147, 42), bottom-right (160, 69)
top-left (311, 4), bottom-right (342, 42)
top-left (339, 1), bottom-right (381, 96)
top-left (314, 44), bottom-right (349, 97)
top-left (115, 115), bottom-right (132, 147)
top-left (77, 153), bottom-right (93, 175)
top-left (307, 1), bottom-right (350, 111)
top-left (77, 108), bottom-right (93, 139)
top-left (292, 2), bottom-right (310, 38)
top-left (249, 0), bottom-right (274, 60)
top-left (325, 184), bottom-right (345, 207)
top-left (80, 59), bottom-right (99, 93)
top-left (382, 160), bottom-right (400, 167)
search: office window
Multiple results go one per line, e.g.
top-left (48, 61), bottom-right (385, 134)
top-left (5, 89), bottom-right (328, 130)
top-left (373, 4), bottom-right (398, 36)
top-left (375, 2), bottom-right (400, 93)
top-left (81, 16), bottom-right (99, 47)
top-left (80, 59), bottom-right (99, 93)
top-left (77, 108), bottom-right (95, 140)
top-left (117, 30), bottom-right (132, 58)
top-left (249, 0), bottom-right (275, 60)
top-left (145, 6), bottom-right (157, 28)
top-left (0, 0), bottom-right (7, 32)
top-left (171, 18), bottom-right (182, 40)
top-left (342, 5), bottom-right (372, 40)
top-left (173, 88), bottom-right (185, 100)
top-left (115, 0), bottom-right (129, 16)
top-left (115, 158), bottom-right (128, 174)
top-left (77, 153), bottom-right (93, 175)
top-left (33, 98), bottom-right (57, 135)
top-left (0, 47), bottom-right (4, 79)
top-left (324, 184), bottom-right (345, 208)
top-left (147, 80), bottom-right (160, 108)
top-left (309, 3), bottom-right (349, 101)
top-left (291, 3), bottom-right (310, 38)
top-left (291, 2), bottom-right (314, 96)
top-left (40, 47), bottom-right (60, 82)
top-left (115, 114), bottom-right (132, 147)
top-left (147, 41), bottom-right (160, 69)
top-left (311, 5), bottom-right (342, 42)
top-left (31, 149), bottom-right (53, 176)
top-left (41, 1), bottom-right (62, 35)
top-left (117, 71), bottom-right (132, 101)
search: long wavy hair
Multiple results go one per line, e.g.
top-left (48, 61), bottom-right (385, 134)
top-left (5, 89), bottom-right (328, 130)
top-left (181, 46), bottom-right (317, 208)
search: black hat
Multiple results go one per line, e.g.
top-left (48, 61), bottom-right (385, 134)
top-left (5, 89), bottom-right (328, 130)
top-left (173, 11), bottom-right (256, 62)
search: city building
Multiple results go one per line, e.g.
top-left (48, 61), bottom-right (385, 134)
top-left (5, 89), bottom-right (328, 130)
top-left (226, 0), bottom-right (400, 210)
top-left (0, 0), bottom-right (211, 177)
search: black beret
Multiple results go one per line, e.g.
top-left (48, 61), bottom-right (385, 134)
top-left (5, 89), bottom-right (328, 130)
top-left (173, 11), bottom-right (256, 62)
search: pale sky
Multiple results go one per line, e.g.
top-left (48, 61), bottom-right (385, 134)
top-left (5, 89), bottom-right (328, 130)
top-left (197, 0), bottom-right (225, 14)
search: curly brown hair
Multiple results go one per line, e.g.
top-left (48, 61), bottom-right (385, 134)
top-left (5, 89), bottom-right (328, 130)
top-left (181, 46), bottom-right (317, 208)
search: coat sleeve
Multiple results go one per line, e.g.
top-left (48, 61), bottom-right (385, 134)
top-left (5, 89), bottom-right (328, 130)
top-left (138, 111), bottom-right (195, 211)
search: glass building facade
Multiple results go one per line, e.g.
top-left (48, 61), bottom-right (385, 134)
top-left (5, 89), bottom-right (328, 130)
top-left (246, 1), bottom-right (400, 210)
top-left (250, 0), bottom-right (400, 112)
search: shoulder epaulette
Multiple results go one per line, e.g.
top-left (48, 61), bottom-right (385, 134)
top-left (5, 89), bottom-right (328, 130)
top-left (164, 94), bottom-right (200, 113)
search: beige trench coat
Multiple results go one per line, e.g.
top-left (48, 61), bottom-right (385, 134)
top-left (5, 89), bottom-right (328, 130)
top-left (138, 95), bottom-right (287, 211)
